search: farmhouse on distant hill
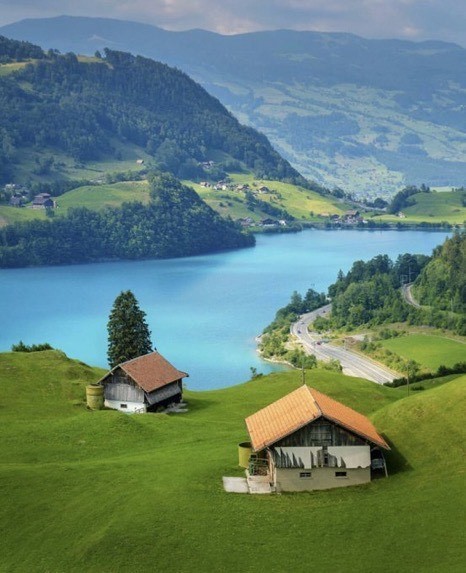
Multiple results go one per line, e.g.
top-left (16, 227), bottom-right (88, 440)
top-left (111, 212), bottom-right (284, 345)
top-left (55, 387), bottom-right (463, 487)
top-left (32, 193), bottom-right (54, 209)
top-left (244, 385), bottom-right (389, 492)
top-left (99, 351), bottom-right (188, 413)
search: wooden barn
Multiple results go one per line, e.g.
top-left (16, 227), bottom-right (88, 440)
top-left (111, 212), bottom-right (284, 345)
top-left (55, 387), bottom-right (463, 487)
top-left (245, 385), bottom-right (389, 492)
top-left (99, 351), bottom-right (188, 413)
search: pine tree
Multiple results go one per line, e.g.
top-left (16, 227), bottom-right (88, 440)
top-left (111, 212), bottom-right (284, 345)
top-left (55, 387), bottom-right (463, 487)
top-left (107, 290), bottom-right (153, 368)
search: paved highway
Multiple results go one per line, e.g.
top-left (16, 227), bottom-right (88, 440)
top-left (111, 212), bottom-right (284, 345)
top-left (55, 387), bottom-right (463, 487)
top-left (290, 304), bottom-right (398, 384)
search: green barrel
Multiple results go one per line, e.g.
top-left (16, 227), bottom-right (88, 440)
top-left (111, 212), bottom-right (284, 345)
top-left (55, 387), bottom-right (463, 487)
top-left (238, 441), bottom-right (252, 468)
top-left (86, 384), bottom-right (104, 410)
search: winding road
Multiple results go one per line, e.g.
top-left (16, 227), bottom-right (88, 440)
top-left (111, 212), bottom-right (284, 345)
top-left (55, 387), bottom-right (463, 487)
top-left (401, 283), bottom-right (421, 308)
top-left (290, 305), bottom-right (398, 384)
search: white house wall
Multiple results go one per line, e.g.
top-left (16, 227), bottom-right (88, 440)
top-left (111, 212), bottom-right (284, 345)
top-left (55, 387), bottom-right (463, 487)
top-left (328, 446), bottom-right (370, 469)
top-left (274, 445), bottom-right (370, 469)
top-left (274, 466), bottom-right (371, 492)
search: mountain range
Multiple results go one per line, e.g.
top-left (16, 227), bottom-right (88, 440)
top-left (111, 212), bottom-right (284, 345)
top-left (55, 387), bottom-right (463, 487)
top-left (2, 15), bottom-right (466, 195)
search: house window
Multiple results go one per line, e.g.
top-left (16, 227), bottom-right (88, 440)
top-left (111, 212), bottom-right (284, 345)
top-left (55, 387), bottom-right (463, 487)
top-left (335, 471), bottom-right (347, 478)
top-left (299, 472), bottom-right (312, 478)
top-left (120, 403), bottom-right (128, 409)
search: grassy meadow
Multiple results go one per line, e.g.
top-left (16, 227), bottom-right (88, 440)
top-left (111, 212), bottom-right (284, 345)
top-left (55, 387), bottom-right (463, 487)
top-left (0, 205), bottom-right (46, 227)
top-left (0, 181), bottom-right (151, 227)
top-left (185, 175), bottom-right (350, 222)
top-left (5, 142), bottom-right (151, 189)
top-left (57, 180), bottom-right (151, 213)
top-left (380, 334), bottom-right (466, 371)
top-left (371, 190), bottom-right (466, 225)
top-left (0, 350), bottom-right (464, 572)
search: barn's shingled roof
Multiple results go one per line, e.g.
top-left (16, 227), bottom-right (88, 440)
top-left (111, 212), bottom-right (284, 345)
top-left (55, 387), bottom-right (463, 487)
top-left (101, 352), bottom-right (188, 393)
top-left (245, 385), bottom-right (389, 452)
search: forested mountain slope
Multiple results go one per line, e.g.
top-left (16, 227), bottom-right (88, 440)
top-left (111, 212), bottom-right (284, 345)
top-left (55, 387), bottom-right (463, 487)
top-left (0, 36), bottom-right (301, 185)
top-left (3, 16), bottom-right (466, 194)
top-left (414, 231), bottom-right (466, 314)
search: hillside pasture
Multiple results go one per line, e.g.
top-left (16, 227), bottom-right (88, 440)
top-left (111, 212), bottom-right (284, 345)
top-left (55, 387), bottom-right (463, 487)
top-left (186, 175), bottom-right (349, 221)
top-left (0, 350), bottom-right (464, 572)
top-left (5, 141), bottom-right (152, 187)
top-left (380, 333), bottom-right (466, 370)
top-left (0, 61), bottom-right (30, 75)
top-left (373, 190), bottom-right (466, 225)
top-left (57, 180), bottom-right (151, 213)
top-left (0, 205), bottom-right (45, 227)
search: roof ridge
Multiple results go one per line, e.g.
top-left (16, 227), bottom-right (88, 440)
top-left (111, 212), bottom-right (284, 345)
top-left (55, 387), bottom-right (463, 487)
top-left (309, 386), bottom-right (389, 449)
top-left (307, 386), bottom-right (323, 416)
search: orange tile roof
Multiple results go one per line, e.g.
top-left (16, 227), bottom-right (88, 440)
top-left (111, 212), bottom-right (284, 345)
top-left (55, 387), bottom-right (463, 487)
top-left (310, 387), bottom-right (389, 450)
top-left (245, 385), bottom-right (389, 451)
top-left (107, 352), bottom-right (188, 393)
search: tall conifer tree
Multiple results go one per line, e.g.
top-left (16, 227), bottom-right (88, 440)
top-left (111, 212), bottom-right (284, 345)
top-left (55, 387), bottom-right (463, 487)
top-left (107, 290), bottom-right (153, 368)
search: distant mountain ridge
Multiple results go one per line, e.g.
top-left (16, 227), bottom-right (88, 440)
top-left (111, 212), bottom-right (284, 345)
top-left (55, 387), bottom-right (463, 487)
top-left (2, 15), bottom-right (466, 194)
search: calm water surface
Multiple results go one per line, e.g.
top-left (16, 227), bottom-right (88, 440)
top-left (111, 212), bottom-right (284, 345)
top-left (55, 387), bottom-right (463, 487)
top-left (0, 229), bottom-right (448, 389)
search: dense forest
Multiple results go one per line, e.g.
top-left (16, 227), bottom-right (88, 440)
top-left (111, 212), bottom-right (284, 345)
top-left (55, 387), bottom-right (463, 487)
top-left (312, 237), bottom-right (466, 334)
top-left (321, 253), bottom-right (429, 328)
top-left (0, 36), bottom-right (303, 184)
top-left (414, 232), bottom-right (466, 315)
top-left (0, 173), bottom-right (254, 267)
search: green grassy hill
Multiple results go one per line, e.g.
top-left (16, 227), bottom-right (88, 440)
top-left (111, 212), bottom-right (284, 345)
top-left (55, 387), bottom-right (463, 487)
top-left (0, 204), bottom-right (46, 227)
top-left (371, 189), bottom-right (466, 225)
top-left (186, 174), bottom-right (350, 222)
top-left (380, 334), bottom-right (466, 371)
top-left (56, 180), bottom-right (151, 213)
top-left (0, 350), bottom-right (464, 572)
top-left (0, 174), bottom-right (346, 228)
top-left (0, 180), bottom-right (152, 227)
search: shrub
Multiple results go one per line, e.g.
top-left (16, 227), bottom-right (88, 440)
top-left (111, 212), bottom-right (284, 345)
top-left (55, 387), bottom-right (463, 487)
top-left (11, 341), bottom-right (53, 352)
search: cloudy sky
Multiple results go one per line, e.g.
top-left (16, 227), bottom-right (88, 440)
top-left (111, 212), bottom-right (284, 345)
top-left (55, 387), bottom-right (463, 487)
top-left (0, 0), bottom-right (465, 46)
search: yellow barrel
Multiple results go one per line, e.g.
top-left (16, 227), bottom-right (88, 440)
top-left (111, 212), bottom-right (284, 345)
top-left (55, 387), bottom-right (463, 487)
top-left (238, 441), bottom-right (252, 468)
top-left (86, 384), bottom-right (104, 410)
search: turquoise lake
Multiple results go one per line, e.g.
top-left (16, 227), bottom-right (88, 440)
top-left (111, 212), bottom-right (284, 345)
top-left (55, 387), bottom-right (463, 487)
top-left (0, 229), bottom-right (449, 389)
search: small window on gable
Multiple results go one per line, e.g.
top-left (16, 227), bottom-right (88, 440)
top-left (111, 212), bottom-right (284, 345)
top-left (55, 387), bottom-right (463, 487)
top-left (120, 403), bottom-right (128, 409)
top-left (335, 471), bottom-right (347, 478)
top-left (299, 472), bottom-right (312, 478)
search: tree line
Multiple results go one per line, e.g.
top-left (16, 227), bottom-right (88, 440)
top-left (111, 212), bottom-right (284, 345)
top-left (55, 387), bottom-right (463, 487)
top-left (314, 235), bottom-right (466, 334)
top-left (0, 35), bottom-right (44, 63)
top-left (414, 231), bottom-right (466, 316)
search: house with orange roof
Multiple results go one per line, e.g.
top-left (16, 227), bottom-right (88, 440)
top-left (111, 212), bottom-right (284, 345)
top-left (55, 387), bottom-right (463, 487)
top-left (99, 351), bottom-right (188, 413)
top-left (244, 385), bottom-right (389, 492)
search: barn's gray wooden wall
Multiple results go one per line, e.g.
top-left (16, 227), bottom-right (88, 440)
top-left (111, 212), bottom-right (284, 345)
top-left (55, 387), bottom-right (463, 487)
top-left (274, 419), bottom-right (365, 448)
top-left (105, 382), bottom-right (145, 403)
